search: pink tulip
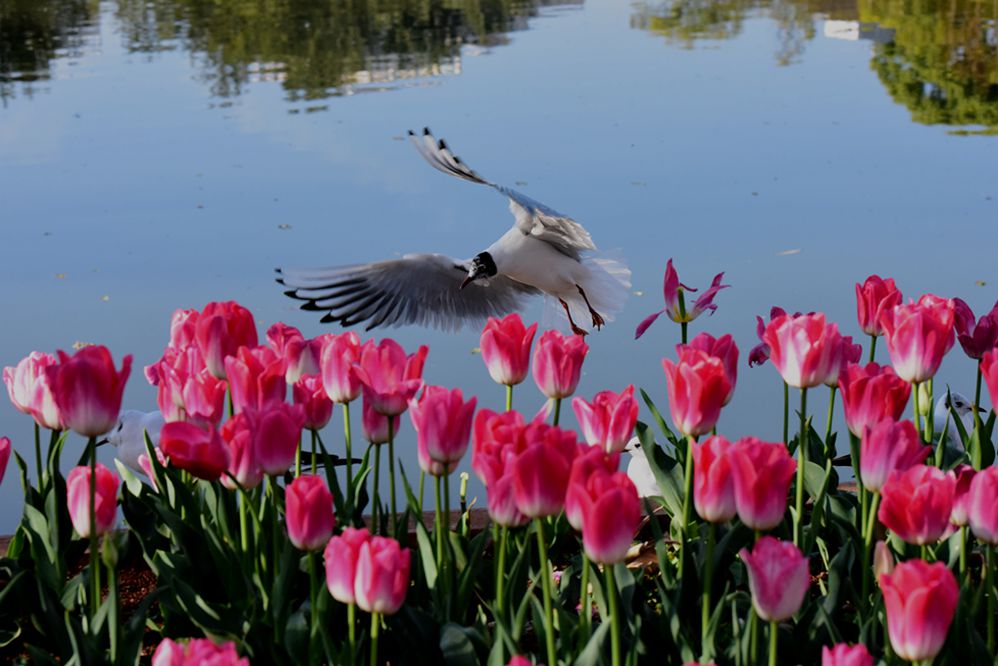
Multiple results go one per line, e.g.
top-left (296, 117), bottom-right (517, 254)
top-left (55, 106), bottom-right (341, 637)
top-left (729, 437), bottom-right (796, 531)
top-left (967, 466), bottom-right (998, 544)
top-left (511, 423), bottom-right (579, 518)
top-left (682, 333), bottom-right (738, 405)
top-left (293, 374), bottom-right (333, 430)
top-left (254, 404), bottom-right (306, 476)
top-left (571, 385), bottom-right (639, 454)
top-left (149, 347), bottom-right (226, 427)
top-left (859, 420), bottom-right (930, 493)
top-left (855, 275), bottom-right (902, 337)
top-left (47, 346), bottom-right (132, 437)
top-left (531, 330), bottom-right (588, 400)
top-left (487, 473), bottom-right (529, 528)
top-left (480, 313), bottom-right (538, 386)
top-left (324, 527), bottom-right (370, 604)
top-left (355, 536), bottom-right (411, 615)
top-left (220, 411), bottom-right (264, 490)
top-left (878, 294), bottom-right (956, 383)
top-left (194, 301), bottom-right (258, 379)
top-left (953, 298), bottom-right (998, 360)
top-left (167, 308), bottom-right (200, 351)
top-left (635, 259), bottom-right (728, 338)
top-left (661, 348), bottom-right (731, 437)
top-left (838, 363), bottom-right (911, 437)
top-left (286, 475), bottom-right (335, 551)
top-left (3, 351), bottom-right (62, 430)
top-left (738, 536), bottom-right (809, 622)
top-left (224, 345), bottom-right (287, 414)
top-left (748, 307), bottom-right (796, 367)
top-left (159, 421), bottom-right (230, 481)
top-left (824, 335), bottom-right (862, 388)
top-left (152, 637), bottom-right (249, 666)
top-left (821, 643), bottom-right (873, 666)
top-left (950, 464), bottom-right (975, 527)
top-left (878, 465), bottom-right (955, 545)
top-left (982, 349), bottom-right (998, 413)
top-left (66, 463), bottom-right (119, 537)
top-left (267, 322), bottom-right (322, 384)
top-left (472, 409), bottom-right (527, 485)
top-left (575, 469), bottom-right (641, 564)
top-left (0, 437), bottom-right (10, 485)
top-left (565, 446), bottom-right (622, 531)
top-left (138, 447), bottom-right (167, 492)
top-left (319, 332), bottom-right (363, 404)
top-left (355, 339), bottom-right (428, 416)
top-left (762, 312), bottom-right (843, 389)
top-left (507, 656), bottom-right (539, 666)
top-left (361, 399), bottom-right (400, 445)
top-left (691, 435), bottom-right (737, 524)
top-left (873, 540), bottom-right (895, 582)
top-left (880, 559), bottom-right (958, 662)
top-left (410, 386), bottom-right (477, 477)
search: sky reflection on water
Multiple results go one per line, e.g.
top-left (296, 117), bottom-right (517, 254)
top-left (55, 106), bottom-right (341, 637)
top-left (0, 0), bottom-right (995, 531)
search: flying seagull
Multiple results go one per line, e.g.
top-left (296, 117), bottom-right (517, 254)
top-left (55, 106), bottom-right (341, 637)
top-left (277, 128), bottom-right (630, 335)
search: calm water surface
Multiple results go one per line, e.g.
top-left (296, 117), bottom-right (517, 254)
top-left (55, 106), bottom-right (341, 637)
top-left (1, 0), bottom-right (996, 531)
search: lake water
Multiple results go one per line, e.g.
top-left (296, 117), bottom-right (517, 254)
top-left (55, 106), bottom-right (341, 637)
top-left (1, 0), bottom-right (996, 532)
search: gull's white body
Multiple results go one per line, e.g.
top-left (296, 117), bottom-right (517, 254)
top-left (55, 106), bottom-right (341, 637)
top-left (932, 392), bottom-right (977, 449)
top-left (625, 437), bottom-right (660, 498)
top-left (107, 410), bottom-right (165, 472)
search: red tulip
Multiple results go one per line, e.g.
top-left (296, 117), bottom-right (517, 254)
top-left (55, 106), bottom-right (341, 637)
top-left (762, 313), bottom-right (842, 389)
top-left (574, 469), bottom-right (641, 564)
top-left (507, 657), bottom-right (539, 666)
top-left (3, 351), bottom-right (62, 430)
top-left (682, 333), bottom-right (738, 405)
top-left (219, 411), bottom-right (264, 490)
top-left (355, 536), bottom-right (411, 615)
top-left (166, 308), bottom-right (200, 351)
top-left (859, 420), bottom-right (930, 493)
top-left (821, 643), bottom-right (873, 666)
top-left (487, 473), bottom-right (529, 528)
top-left (982, 349), bottom-right (998, 413)
top-left (950, 464), bottom-right (975, 527)
top-left (824, 335), bottom-right (862, 388)
top-left (531, 330), bottom-right (588, 400)
top-left (511, 423), bottom-right (579, 518)
top-left (410, 386), bottom-right (477, 477)
top-left (47, 346), bottom-right (132, 437)
top-left (293, 374), bottom-right (333, 430)
top-left (571, 385), bottom-right (639, 454)
top-left (471, 409), bottom-right (527, 485)
top-left (738, 536), bottom-right (809, 622)
top-left (267, 322), bottom-right (322, 384)
top-left (319, 332), bottom-right (363, 404)
top-left (953, 298), bottom-right (998, 360)
top-left (967, 466), bottom-right (998, 544)
top-left (286, 475), bottom-right (335, 551)
top-left (224, 345), bottom-right (287, 414)
top-left (878, 465), bottom-right (955, 545)
top-left (635, 258), bottom-right (728, 338)
top-left (324, 527), bottom-right (370, 604)
top-left (729, 437), bottom-right (796, 531)
top-left (661, 348), bottom-right (731, 437)
top-left (878, 294), bottom-right (956, 383)
top-left (254, 404), bottom-right (306, 476)
top-left (152, 637), bottom-right (249, 666)
top-left (565, 446), bottom-right (621, 531)
top-left (691, 435), bottom-right (737, 524)
top-left (838, 363), bottom-right (911, 437)
top-left (194, 301), bottom-right (258, 379)
top-left (880, 559), bottom-right (958, 662)
top-left (748, 307), bottom-right (796, 367)
top-left (361, 399), bottom-right (400, 445)
top-left (149, 347), bottom-right (226, 427)
top-left (855, 275), bottom-right (902, 337)
top-left (0, 437), bottom-right (10, 485)
top-left (66, 463), bottom-right (119, 537)
top-left (159, 421), bottom-right (230, 481)
top-left (480, 313), bottom-right (538, 386)
top-left (355, 339), bottom-right (428, 416)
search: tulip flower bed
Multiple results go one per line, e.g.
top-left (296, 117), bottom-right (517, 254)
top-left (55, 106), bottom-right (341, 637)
top-left (2, 262), bottom-right (998, 666)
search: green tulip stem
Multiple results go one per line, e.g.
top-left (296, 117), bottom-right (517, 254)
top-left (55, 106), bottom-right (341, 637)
top-left (702, 522), bottom-right (716, 647)
top-left (768, 621), bottom-right (778, 666)
top-left (33, 422), bottom-right (42, 491)
top-left (606, 563), bottom-right (622, 666)
top-left (974, 365), bottom-right (984, 465)
top-left (535, 518), bottom-right (557, 666)
top-left (308, 551), bottom-right (319, 659)
top-left (369, 611), bottom-right (380, 666)
top-left (88, 437), bottom-right (99, 617)
top-left (553, 398), bottom-right (562, 427)
top-left (926, 379), bottom-right (935, 458)
top-left (749, 609), bottom-right (759, 666)
top-left (388, 417), bottom-right (397, 534)
top-left (443, 472), bottom-right (452, 595)
top-left (496, 525), bottom-right (509, 613)
top-left (239, 489), bottom-right (249, 552)
top-left (988, 545), bottom-right (996, 652)
top-left (782, 382), bottom-right (790, 447)
top-left (868, 334), bottom-right (877, 364)
top-left (347, 603), bottom-right (357, 660)
top-left (311, 428), bottom-right (318, 476)
top-left (419, 470), bottom-right (426, 513)
top-left (580, 551), bottom-right (591, 637)
top-left (506, 384), bottom-right (513, 412)
top-left (794, 387), bottom-right (808, 547)
top-left (107, 557), bottom-right (119, 662)
top-left (679, 434), bottom-right (696, 580)
top-left (372, 444), bottom-right (381, 532)
top-left (960, 526), bottom-right (968, 581)
top-left (295, 433), bottom-right (302, 477)
top-left (344, 402), bottom-right (354, 500)
top-left (912, 382), bottom-right (922, 440)
top-left (434, 475), bottom-right (444, 575)
top-left (824, 387), bottom-right (837, 446)
top-left (678, 289), bottom-right (688, 344)
top-left (862, 491), bottom-right (880, 601)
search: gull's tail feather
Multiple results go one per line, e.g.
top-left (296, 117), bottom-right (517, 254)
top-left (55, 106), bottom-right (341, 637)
top-left (542, 250), bottom-right (631, 332)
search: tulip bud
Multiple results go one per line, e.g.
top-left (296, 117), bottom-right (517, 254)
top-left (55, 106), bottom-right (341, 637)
top-left (873, 541), bottom-right (895, 583)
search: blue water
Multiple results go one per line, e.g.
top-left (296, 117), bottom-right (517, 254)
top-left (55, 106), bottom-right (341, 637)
top-left (1, 0), bottom-right (995, 532)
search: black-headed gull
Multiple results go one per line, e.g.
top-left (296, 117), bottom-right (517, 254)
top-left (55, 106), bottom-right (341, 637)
top-left (277, 128), bottom-right (630, 335)
top-left (106, 410), bottom-right (165, 473)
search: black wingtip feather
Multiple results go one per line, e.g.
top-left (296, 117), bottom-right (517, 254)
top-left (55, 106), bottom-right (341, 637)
top-left (438, 139), bottom-right (447, 150)
top-left (407, 129), bottom-right (415, 136)
top-left (276, 278), bottom-right (286, 286)
top-left (423, 127), bottom-right (431, 135)
top-left (320, 313), bottom-right (337, 324)
top-left (299, 301), bottom-right (325, 312)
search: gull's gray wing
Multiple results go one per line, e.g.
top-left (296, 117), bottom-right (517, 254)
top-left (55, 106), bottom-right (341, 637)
top-left (408, 128), bottom-right (596, 259)
top-left (277, 254), bottom-right (540, 331)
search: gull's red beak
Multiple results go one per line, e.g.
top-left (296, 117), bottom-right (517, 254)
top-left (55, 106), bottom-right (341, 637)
top-left (460, 275), bottom-right (474, 290)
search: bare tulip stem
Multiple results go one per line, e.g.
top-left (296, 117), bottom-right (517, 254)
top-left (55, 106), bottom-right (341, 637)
top-left (606, 563), bottom-right (622, 666)
top-left (912, 382), bottom-right (922, 440)
top-left (496, 525), bottom-right (508, 613)
top-left (782, 382), bottom-right (790, 447)
top-left (793, 388), bottom-right (808, 547)
top-left (33, 423), bottom-right (42, 491)
top-left (553, 398), bottom-right (562, 427)
top-left (347, 603), bottom-right (357, 660)
top-left (369, 612), bottom-right (380, 666)
top-left (974, 365), bottom-right (984, 468)
top-left (295, 433), bottom-right (302, 477)
top-left (868, 334), bottom-right (877, 364)
top-left (434, 475), bottom-right (444, 575)
top-left (388, 417), bottom-right (397, 534)
top-left (372, 445), bottom-right (381, 532)
top-left (310, 429), bottom-right (318, 476)
top-left (702, 522), bottom-right (716, 647)
top-left (926, 379), bottom-right (935, 458)
top-left (579, 551), bottom-right (591, 638)
top-left (535, 518), bottom-right (557, 666)
top-left (344, 403), bottom-right (354, 500)
top-left (505, 385), bottom-right (513, 412)
top-left (824, 387), bottom-right (836, 446)
top-left (768, 621), bottom-right (778, 666)
top-left (308, 551), bottom-right (319, 660)
top-left (679, 434), bottom-right (696, 580)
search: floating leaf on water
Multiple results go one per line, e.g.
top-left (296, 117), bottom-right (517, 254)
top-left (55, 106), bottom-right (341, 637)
top-left (278, 224), bottom-right (292, 230)
top-left (470, 347), bottom-right (481, 355)
top-left (55, 273), bottom-right (65, 279)
top-left (100, 295), bottom-right (110, 302)
top-left (778, 248), bottom-right (801, 256)
top-left (72, 341), bottom-right (94, 350)
top-left (633, 290), bottom-right (644, 296)
top-left (976, 280), bottom-right (987, 286)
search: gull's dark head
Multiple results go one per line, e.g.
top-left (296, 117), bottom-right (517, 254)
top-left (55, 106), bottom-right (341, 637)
top-left (461, 252), bottom-right (497, 290)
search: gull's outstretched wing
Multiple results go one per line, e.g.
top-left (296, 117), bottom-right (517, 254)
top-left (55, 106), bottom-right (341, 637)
top-left (277, 254), bottom-right (539, 331)
top-left (408, 128), bottom-right (597, 259)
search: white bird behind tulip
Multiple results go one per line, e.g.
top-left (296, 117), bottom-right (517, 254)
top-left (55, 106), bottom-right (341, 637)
top-left (106, 410), bottom-right (165, 472)
top-left (932, 392), bottom-right (979, 450)
top-left (625, 437), bottom-right (660, 498)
